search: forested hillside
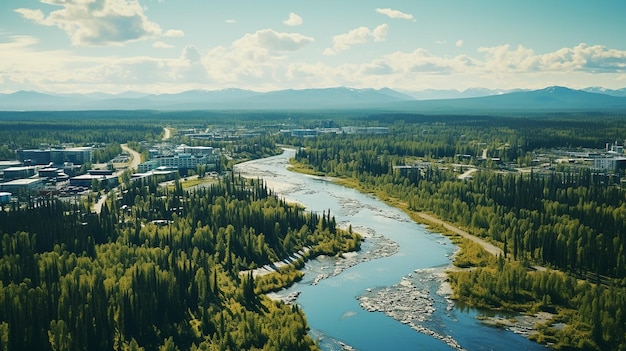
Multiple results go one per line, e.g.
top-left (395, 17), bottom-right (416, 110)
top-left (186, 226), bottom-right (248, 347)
top-left (286, 115), bottom-right (626, 350)
top-left (0, 175), bottom-right (360, 350)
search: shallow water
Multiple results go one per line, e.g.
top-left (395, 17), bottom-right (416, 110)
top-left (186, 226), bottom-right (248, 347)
top-left (235, 149), bottom-right (546, 351)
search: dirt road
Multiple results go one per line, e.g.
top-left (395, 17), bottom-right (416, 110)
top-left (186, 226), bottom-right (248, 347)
top-left (416, 212), bottom-right (503, 257)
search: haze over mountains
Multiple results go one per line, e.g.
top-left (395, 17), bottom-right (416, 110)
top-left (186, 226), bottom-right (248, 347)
top-left (1, 86), bottom-right (626, 112)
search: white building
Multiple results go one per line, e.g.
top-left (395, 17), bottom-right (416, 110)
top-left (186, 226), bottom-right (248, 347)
top-left (138, 154), bottom-right (217, 172)
top-left (176, 145), bottom-right (214, 156)
top-left (606, 141), bottom-right (625, 154)
top-left (594, 157), bottom-right (626, 171)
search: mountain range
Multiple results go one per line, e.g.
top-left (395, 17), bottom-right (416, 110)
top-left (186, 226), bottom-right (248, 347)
top-left (1, 86), bottom-right (626, 112)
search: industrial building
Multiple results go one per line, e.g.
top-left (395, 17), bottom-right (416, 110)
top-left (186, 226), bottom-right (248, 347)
top-left (0, 161), bottom-right (21, 171)
top-left (0, 178), bottom-right (44, 194)
top-left (2, 166), bottom-right (39, 180)
top-left (17, 147), bottom-right (92, 166)
top-left (67, 169), bottom-right (118, 189)
top-left (290, 129), bottom-right (318, 137)
top-left (70, 173), bottom-right (119, 188)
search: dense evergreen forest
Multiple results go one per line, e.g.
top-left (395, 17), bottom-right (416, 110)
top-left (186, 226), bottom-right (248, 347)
top-left (3, 111), bottom-right (626, 350)
top-left (287, 114), bottom-right (626, 350)
top-left (0, 120), bottom-right (162, 150)
top-left (0, 174), bottom-right (361, 350)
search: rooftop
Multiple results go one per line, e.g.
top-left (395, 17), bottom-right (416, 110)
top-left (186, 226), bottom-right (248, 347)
top-left (1, 178), bottom-right (42, 185)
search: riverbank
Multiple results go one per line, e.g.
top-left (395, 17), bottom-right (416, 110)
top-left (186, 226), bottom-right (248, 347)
top-left (265, 225), bottom-right (399, 304)
top-left (287, 158), bottom-right (553, 347)
top-left (235, 149), bottom-right (549, 350)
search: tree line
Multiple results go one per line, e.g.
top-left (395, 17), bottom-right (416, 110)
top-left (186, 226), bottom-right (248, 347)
top-left (0, 174), bottom-right (361, 350)
top-left (289, 115), bottom-right (626, 350)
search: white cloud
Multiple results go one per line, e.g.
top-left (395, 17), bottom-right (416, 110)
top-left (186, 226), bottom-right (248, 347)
top-left (14, 0), bottom-right (182, 46)
top-left (283, 12), bottom-right (303, 26)
top-left (456, 40), bottom-right (464, 48)
top-left (325, 24), bottom-right (388, 55)
top-left (233, 29), bottom-right (314, 52)
top-left (478, 43), bottom-right (626, 74)
top-left (375, 8), bottom-right (414, 20)
top-left (384, 48), bottom-right (471, 75)
top-left (164, 29), bottom-right (185, 38)
top-left (0, 35), bottom-right (39, 50)
top-left (181, 45), bottom-right (202, 62)
top-left (225, 19), bottom-right (237, 24)
top-left (372, 24), bottom-right (388, 42)
top-left (2, 28), bottom-right (626, 94)
top-left (14, 8), bottom-right (45, 22)
top-left (360, 59), bottom-right (394, 75)
top-left (153, 41), bottom-right (174, 49)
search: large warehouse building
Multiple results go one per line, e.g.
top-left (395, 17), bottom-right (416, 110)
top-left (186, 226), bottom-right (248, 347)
top-left (17, 147), bottom-right (92, 166)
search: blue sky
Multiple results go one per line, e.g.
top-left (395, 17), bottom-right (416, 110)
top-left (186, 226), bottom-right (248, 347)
top-left (1, 0), bottom-right (625, 94)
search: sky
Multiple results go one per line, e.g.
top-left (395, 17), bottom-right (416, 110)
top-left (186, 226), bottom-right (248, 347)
top-left (1, 0), bottom-right (626, 94)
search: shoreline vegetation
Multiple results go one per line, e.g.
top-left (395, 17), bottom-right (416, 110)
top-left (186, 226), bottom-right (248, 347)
top-left (285, 156), bottom-right (565, 349)
top-left (0, 170), bottom-right (363, 350)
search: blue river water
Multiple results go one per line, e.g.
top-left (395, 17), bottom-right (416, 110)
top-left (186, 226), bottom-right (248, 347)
top-left (235, 149), bottom-right (547, 351)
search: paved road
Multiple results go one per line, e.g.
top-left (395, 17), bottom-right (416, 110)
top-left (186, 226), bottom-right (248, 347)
top-left (121, 144), bottom-right (141, 171)
top-left (94, 144), bottom-right (141, 214)
top-left (163, 127), bottom-right (172, 141)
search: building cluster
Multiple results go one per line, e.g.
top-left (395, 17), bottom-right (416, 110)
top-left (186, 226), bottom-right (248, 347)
top-left (180, 128), bottom-right (263, 141)
top-left (0, 142), bottom-right (221, 202)
top-left (593, 141), bottom-right (626, 171)
top-left (0, 146), bottom-right (95, 200)
top-left (281, 126), bottom-right (390, 137)
top-left (564, 141), bottom-right (626, 172)
top-left (137, 144), bottom-right (218, 173)
top-left (17, 147), bottom-right (92, 166)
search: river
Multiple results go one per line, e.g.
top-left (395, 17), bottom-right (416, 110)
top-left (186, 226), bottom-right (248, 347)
top-left (234, 149), bottom-right (546, 351)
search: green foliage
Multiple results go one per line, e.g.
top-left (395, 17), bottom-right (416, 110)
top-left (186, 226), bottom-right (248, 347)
top-left (0, 175), bottom-right (359, 350)
top-left (288, 114), bottom-right (626, 350)
top-left (452, 238), bottom-right (496, 268)
top-left (92, 142), bottom-right (122, 163)
top-left (0, 119), bottom-right (161, 149)
top-left (450, 260), bottom-right (626, 351)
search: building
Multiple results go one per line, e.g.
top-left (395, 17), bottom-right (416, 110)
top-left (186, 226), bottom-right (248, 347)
top-left (138, 160), bottom-right (160, 173)
top-left (131, 169), bottom-right (178, 183)
top-left (0, 178), bottom-right (44, 194)
top-left (17, 147), bottom-right (92, 166)
top-left (17, 149), bottom-right (51, 165)
top-left (0, 161), bottom-right (21, 171)
top-left (341, 126), bottom-right (390, 135)
top-left (291, 129), bottom-right (317, 137)
top-left (157, 154), bottom-right (204, 169)
top-left (393, 163), bottom-right (430, 176)
top-left (62, 162), bottom-right (81, 177)
top-left (87, 169), bottom-right (115, 176)
top-left (138, 154), bottom-right (217, 172)
top-left (70, 174), bottom-right (118, 189)
top-left (2, 166), bottom-right (38, 180)
top-left (176, 145), bottom-right (214, 156)
top-left (38, 167), bottom-right (62, 179)
top-left (606, 141), bottom-right (625, 154)
top-left (594, 157), bottom-right (626, 171)
top-left (51, 147), bottom-right (92, 165)
top-left (0, 192), bottom-right (11, 204)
